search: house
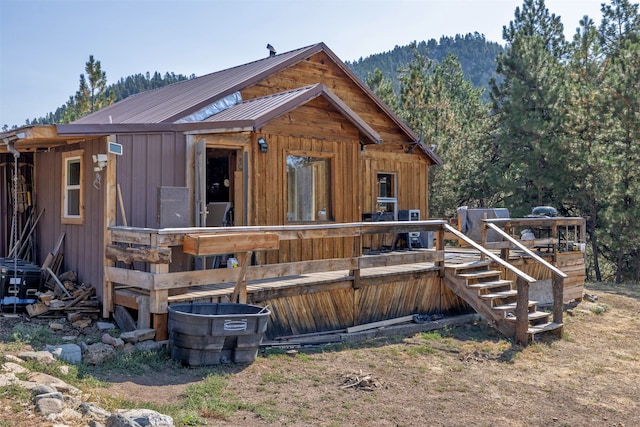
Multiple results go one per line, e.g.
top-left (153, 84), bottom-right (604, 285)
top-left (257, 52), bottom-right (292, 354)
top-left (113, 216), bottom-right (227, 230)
top-left (0, 42), bottom-right (440, 304)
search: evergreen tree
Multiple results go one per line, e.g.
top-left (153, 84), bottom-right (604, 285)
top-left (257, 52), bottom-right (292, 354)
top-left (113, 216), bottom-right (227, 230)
top-left (565, 15), bottom-right (606, 281)
top-left (490, 0), bottom-right (569, 216)
top-left (596, 0), bottom-right (640, 282)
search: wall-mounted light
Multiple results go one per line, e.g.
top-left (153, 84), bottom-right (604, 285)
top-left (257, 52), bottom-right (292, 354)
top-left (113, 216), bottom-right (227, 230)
top-left (92, 153), bottom-right (108, 172)
top-left (257, 137), bottom-right (268, 153)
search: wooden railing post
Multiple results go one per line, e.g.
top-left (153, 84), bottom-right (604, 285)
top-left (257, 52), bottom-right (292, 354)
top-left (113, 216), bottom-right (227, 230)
top-left (515, 276), bottom-right (529, 346)
top-left (552, 272), bottom-right (564, 325)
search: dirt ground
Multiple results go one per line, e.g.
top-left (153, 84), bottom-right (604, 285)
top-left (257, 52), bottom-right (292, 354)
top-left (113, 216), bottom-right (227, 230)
top-left (2, 281), bottom-right (639, 427)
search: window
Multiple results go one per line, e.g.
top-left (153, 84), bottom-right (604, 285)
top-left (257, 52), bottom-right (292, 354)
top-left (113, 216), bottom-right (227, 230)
top-left (62, 150), bottom-right (84, 224)
top-left (286, 154), bottom-right (332, 222)
top-left (377, 173), bottom-right (397, 220)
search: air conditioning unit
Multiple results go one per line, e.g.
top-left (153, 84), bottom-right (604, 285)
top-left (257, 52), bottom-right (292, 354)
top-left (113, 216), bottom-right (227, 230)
top-left (398, 209), bottom-right (421, 249)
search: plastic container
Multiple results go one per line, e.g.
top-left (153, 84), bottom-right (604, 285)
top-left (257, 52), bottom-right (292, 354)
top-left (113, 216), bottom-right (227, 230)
top-left (168, 303), bottom-right (270, 366)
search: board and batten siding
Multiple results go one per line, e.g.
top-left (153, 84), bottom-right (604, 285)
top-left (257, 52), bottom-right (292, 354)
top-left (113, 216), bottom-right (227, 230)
top-left (241, 51), bottom-right (414, 147)
top-left (251, 97), bottom-right (361, 263)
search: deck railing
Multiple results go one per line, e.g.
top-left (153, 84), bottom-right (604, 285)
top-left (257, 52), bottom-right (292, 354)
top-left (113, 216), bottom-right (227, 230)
top-left (104, 217), bottom-right (584, 342)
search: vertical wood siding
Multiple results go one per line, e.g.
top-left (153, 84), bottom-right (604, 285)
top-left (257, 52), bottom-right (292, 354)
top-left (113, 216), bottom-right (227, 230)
top-left (251, 98), bottom-right (361, 263)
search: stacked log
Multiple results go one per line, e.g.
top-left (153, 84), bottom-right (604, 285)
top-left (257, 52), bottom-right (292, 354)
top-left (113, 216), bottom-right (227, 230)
top-left (25, 271), bottom-right (99, 322)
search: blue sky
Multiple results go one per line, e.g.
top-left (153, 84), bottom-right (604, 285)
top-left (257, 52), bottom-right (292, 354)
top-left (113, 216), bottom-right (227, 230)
top-left (1, 0), bottom-right (605, 128)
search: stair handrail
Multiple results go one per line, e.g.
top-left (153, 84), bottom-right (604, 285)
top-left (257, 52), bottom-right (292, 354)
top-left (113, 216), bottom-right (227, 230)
top-left (443, 224), bottom-right (536, 283)
top-left (484, 222), bottom-right (568, 279)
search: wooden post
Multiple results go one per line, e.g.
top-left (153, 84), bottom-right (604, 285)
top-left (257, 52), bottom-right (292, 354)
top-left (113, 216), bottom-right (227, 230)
top-left (231, 251), bottom-right (252, 303)
top-left (515, 276), bottom-right (529, 346)
top-left (480, 221), bottom-right (487, 261)
top-left (102, 144), bottom-right (117, 318)
top-left (552, 272), bottom-right (564, 325)
top-left (436, 227), bottom-right (445, 277)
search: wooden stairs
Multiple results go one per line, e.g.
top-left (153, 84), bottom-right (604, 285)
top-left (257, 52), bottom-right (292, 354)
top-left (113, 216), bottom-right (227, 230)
top-left (444, 260), bottom-right (563, 343)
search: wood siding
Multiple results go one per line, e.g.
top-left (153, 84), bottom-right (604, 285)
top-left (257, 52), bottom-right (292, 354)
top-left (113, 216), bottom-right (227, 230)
top-left (251, 97), bottom-right (361, 263)
top-left (241, 51), bottom-right (413, 147)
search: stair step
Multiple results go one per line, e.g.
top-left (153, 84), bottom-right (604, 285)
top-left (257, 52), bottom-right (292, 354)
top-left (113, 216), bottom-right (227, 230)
top-left (505, 311), bottom-right (551, 322)
top-left (447, 260), bottom-right (492, 273)
top-left (467, 280), bottom-right (513, 290)
top-left (479, 290), bottom-right (518, 300)
top-left (457, 270), bottom-right (502, 280)
top-left (493, 301), bottom-right (538, 311)
top-left (528, 322), bottom-right (563, 335)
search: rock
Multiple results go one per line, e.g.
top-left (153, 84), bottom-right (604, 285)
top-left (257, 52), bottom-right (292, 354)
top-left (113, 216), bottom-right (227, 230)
top-left (28, 372), bottom-right (81, 395)
top-left (79, 402), bottom-right (112, 420)
top-left (134, 340), bottom-right (167, 352)
top-left (97, 322), bottom-right (117, 330)
top-left (110, 409), bottom-right (174, 427)
top-left (120, 329), bottom-right (156, 344)
top-left (84, 342), bottom-right (116, 365)
top-left (45, 343), bottom-right (83, 364)
top-left (4, 354), bottom-right (24, 364)
top-left (18, 350), bottom-right (57, 364)
top-left (57, 365), bottom-right (70, 375)
top-left (106, 413), bottom-right (144, 427)
top-left (0, 372), bottom-right (17, 386)
top-left (62, 335), bottom-right (78, 341)
top-left (89, 420), bottom-right (107, 427)
top-left (35, 397), bottom-right (64, 415)
top-left (2, 361), bottom-right (30, 374)
top-left (102, 333), bottom-right (125, 349)
top-left (34, 391), bottom-right (64, 402)
top-left (31, 384), bottom-right (57, 395)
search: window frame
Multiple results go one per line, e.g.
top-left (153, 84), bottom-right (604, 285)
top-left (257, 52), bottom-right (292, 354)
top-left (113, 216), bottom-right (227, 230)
top-left (285, 151), bottom-right (334, 223)
top-left (376, 172), bottom-right (398, 220)
top-left (61, 150), bottom-right (84, 225)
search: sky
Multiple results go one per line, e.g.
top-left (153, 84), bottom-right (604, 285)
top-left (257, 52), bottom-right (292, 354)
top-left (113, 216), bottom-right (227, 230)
top-left (0, 0), bottom-right (607, 128)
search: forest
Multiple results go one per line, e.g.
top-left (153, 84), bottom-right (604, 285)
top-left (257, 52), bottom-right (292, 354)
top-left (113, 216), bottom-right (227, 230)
top-left (365, 0), bottom-right (639, 283)
top-left (5, 0), bottom-right (639, 283)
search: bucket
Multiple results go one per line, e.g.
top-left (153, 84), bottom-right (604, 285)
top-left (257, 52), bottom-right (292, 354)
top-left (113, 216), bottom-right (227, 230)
top-left (168, 303), bottom-right (270, 366)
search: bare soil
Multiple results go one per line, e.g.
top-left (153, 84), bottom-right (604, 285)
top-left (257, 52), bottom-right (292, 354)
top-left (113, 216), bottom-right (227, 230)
top-left (2, 281), bottom-right (639, 427)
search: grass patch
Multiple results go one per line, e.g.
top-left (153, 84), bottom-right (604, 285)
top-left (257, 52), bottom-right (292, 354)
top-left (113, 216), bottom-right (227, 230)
top-left (5, 323), bottom-right (61, 349)
top-left (589, 303), bottom-right (611, 315)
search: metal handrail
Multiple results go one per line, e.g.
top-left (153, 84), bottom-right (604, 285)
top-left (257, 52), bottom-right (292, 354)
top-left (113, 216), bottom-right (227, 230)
top-left (485, 223), bottom-right (568, 279)
top-left (444, 224), bottom-right (536, 283)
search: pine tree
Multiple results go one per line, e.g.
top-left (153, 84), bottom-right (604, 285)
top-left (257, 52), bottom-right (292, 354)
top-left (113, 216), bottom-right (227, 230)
top-left (597, 0), bottom-right (640, 282)
top-left (490, 0), bottom-right (569, 216)
top-left (565, 15), bottom-right (606, 281)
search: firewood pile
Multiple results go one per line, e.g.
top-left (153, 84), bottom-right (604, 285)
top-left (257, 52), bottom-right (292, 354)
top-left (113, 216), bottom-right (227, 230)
top-left (339, 370), bottom-right (382, 392)
top-left (25, 270), bottom-right (100, 321)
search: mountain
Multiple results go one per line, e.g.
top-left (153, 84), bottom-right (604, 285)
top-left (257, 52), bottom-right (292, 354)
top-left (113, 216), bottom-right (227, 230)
top-left (346, 33), bottom-right (504, 99)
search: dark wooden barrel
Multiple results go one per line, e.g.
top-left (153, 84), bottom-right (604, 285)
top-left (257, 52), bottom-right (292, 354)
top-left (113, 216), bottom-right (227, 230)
top-left (168, 303), bottom-right (270, 366)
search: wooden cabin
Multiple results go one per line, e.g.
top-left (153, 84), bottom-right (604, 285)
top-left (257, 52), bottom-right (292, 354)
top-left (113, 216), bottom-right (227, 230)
top-left (0, 43), bottom-right (586, 345)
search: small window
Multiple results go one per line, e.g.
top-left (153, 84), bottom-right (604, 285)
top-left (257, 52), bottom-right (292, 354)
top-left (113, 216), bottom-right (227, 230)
top-left (62, 150), bottom-right (84, 224)
top-left (377, 173), bottom-right (397, 220)
top-left (286, 154), bottom-right (332, 222)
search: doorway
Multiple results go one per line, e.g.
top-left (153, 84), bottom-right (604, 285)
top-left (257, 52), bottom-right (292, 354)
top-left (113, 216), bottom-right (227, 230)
top-left (204, 149), bottom-right (235, 227)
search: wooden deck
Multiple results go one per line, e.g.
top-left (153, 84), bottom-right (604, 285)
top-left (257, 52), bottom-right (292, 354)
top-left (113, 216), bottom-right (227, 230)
top-left (106, 218), bottom-right (586, 342)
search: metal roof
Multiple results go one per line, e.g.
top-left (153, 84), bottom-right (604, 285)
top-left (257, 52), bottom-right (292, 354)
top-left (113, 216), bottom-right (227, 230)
top-left (25, 42), bottom-right (440, 163)
top-left (199, 84), bottom-right (381, 144)
top-left (72, 44), bottom-right (322, 125)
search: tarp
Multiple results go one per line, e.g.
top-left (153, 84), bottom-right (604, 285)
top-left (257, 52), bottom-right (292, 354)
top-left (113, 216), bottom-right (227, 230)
top-left (457, 207), bottom-right (510, 243)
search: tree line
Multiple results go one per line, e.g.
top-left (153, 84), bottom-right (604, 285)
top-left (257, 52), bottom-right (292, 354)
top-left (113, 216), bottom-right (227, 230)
top-left (366, 0), bottom-right (639, 283)
top-left (4, 59), bottom-right (192, 129)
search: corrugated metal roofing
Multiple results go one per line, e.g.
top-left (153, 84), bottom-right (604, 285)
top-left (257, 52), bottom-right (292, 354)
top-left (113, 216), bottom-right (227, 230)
top-left (72, 44), bottom-right (322, 125)
top-left (201, 84), bottom-right (381, 144)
